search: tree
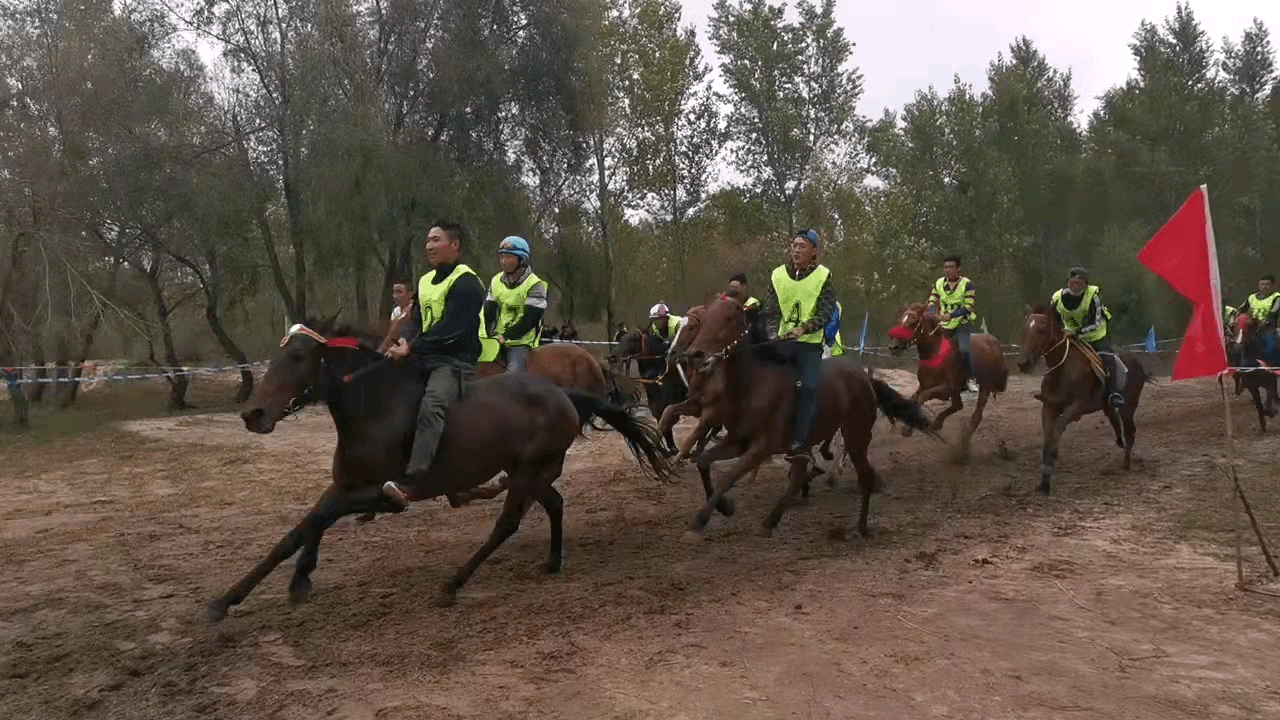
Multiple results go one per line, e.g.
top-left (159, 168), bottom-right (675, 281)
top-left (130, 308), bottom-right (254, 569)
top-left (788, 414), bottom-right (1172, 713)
top-left (709, 0), bottom-right (862, 232)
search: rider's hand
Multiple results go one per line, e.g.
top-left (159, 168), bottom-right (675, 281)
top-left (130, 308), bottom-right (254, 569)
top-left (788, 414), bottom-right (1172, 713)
top-left (385, 339), bottom-right (411, 359)
top-left (1064, 329), bottom-right (1077, 338)
top-left (496, 335), bottom-right (506, 345)
top-left (787, 327), bottom-right (804, 339)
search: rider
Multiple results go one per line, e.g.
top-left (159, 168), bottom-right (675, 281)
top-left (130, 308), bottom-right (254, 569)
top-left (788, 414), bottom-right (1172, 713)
top-left (1049, 267), bottom-right (1126, 409)
top-left (926, 254), bottom-right (978, 392)
top-left (390, 278), bottom-right (412, 323)
top-left (726, 272), bottom-right (766, 343)
top-left (761, 228), bottom-right (838, 464)
top-left (383, 221), bottom-right (485, 497)
top-left (648, 303), bottom-right (687, 345)
top-left (1235, 275), bottom-right (1280, 330)
top-left (483, 236), bottom-right (547, 372)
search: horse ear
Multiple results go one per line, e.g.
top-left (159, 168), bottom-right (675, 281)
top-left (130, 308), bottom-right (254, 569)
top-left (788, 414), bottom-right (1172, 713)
top-left (1023, 304), bottom-right (1032, 316)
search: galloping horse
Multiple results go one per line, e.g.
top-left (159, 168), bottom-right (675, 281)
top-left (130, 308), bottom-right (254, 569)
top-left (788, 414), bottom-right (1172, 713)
top-left (679, 296), bottom-right (933, 537)
top-left (208, 320), bottom-right (671, 621)
top-left (887, 303), bottom-right (1008, 449)
top-left (1229, 312), bottom-right (1280, 431)
top-left (1017, 306), bottom-right (1151, 495)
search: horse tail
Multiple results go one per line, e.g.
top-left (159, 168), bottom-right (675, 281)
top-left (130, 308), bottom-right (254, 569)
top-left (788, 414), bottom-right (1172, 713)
top-left (565, 391), bottom-right (674, 481)
top-left (601, 360), bottom-right (642, 407)
top-left (868, 378), bottom-right (936, 437)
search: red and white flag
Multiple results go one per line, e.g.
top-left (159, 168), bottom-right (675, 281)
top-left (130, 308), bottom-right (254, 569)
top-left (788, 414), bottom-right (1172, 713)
top-left (1136, 185), bottom-right (1228, 380)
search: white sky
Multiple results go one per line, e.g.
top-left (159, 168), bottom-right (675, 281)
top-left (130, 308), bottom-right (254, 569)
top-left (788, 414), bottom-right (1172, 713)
top-left (679, 0), bottom-right (1280, 123)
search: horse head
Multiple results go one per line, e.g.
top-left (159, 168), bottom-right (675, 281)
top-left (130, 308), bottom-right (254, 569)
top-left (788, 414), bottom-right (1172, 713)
top-left (683, 295), bottom-right (748, 373)
top-left (1017, 304), bottom-right (1061, 374)
top-left (1233, 312), bottom-right (1260, 350)
top-left (240, 319), bottom-right (369, 434)
top-left (887, 302), bottom-right (934, 354)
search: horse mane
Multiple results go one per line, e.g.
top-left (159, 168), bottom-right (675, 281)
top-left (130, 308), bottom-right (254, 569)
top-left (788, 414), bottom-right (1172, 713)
top-left (1028, 303), bottom-right (1050, 315)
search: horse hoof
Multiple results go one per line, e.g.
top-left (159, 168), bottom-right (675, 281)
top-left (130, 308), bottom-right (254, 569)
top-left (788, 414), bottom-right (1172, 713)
top-left (1036, 483), bottom-right (1051, 496)
top-left (206, 598), bottom-right (229, 623)
top-left (900, 426), bottom-right (914, 438)
top-left (431, 590), bottom-right (458, 608)
top-left (756, 525), bottom-right (774, 538)
top-left (288, 578), bottom-right (313, 606)
top-left (542, 561), bottom-right (562, 575)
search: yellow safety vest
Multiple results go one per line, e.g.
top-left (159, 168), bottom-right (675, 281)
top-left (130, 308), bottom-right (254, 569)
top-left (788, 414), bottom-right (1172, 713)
top-left (651, 315), bottom-right (683, 341)
top-left (772, 264), bottom-right (830, 344)
top-left (418, 264), bottom-right (479, 332)
top-left (1246, 293), bottom-right (1279, 322)
top-left (489, 272), bottom-right (543, 348)
top-left (744, 296), bottom-right (760, 310)
top-left (934, 276), bottom-right (978, 330)
top-left (1051, 285), bottom-right (1107, 343)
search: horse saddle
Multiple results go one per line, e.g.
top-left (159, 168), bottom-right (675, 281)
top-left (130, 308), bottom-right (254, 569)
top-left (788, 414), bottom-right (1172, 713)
top-left (1073, 341), bottom-right (1109, 384)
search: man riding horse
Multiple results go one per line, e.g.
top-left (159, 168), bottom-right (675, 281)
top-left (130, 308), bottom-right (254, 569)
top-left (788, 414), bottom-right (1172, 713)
top-left (1048, 267), bottom-right (1126, 409)
top-left (1233, 274), bottom-right (1280, 365)
top-left (648, 303), bottom-right (686, 343)
top-left (926, 255), bottom-right (978, 393)
top-left (383, 221), bottom-right (485, 500)
top-left (761, 228), bottom-right (838, 466)
top-left (823, 301), bottom-right (845, 358)
top-left (725, 272), bottom-right (766, 343)
top-left (483, 236), bottom-right (547, 372)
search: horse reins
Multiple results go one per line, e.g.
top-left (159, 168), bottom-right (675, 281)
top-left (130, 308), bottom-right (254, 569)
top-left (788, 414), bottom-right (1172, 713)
top-left (277, 324), bottom-right (381, 416)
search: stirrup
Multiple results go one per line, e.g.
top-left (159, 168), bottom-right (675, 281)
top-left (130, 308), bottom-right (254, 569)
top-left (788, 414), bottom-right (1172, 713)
top-left (1107, 392), bottom-right (1126, 407)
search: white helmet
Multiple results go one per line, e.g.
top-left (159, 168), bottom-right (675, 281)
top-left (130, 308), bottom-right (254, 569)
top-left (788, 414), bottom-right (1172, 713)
top-left (648, 303), bottom-right (670, 319)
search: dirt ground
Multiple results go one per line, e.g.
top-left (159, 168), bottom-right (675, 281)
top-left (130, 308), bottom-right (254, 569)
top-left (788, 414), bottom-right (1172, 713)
top-left (2, 367), bottom-right (1280, 720)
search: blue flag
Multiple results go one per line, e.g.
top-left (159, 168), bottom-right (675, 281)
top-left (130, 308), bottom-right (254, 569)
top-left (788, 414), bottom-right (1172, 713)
top-left (858, 310), bottom-right (869, 352)
top-left (1144, 326), bottom-right (1157, 353)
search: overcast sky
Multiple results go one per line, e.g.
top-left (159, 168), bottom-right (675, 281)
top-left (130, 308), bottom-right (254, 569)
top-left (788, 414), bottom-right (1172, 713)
top-left (679, 0), bottom-right (1280, 123)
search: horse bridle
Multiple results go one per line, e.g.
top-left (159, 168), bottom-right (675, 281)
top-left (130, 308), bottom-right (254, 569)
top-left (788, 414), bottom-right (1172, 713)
top-left (276, 324), bottom-right (371, 418)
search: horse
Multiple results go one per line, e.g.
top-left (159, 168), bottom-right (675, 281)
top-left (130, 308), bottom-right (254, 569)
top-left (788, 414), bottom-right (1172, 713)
top-left (615, 327), bottom-right (688, 454)
top-left (1016, 306), bottom-right (1151, 495)
top-left (207, 320), bottom-right (672, 621)
top-left (1228, 313), bottom-right (1280, 431)
top-left (886, 303), bottom-right (1008, 452)
top-left (678, 296), bottom-right (934, 537)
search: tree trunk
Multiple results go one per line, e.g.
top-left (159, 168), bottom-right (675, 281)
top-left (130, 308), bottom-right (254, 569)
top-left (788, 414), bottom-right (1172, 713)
top-left (234, 114), bottom-right (297, 319)
top-left (140, 254), bottom-right (192, 410)
top-left (31, 336), bottom-right (47, 403)
top-left (61, 256), bottom-right (122, 408)
top-left (354, 248), bottom-right (369, 323)
top-left (593, 131), bottom-right (616, 334)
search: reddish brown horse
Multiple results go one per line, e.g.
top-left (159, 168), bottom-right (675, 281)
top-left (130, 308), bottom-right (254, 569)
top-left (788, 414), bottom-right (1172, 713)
top-left (1017, 306), bottom-right (1151, 495)
top-left (887, 303), bottom-right (1008, 449)
top-left (679, 296), bottom-right (933, 537)
top-left (209, 321), bottom-right (671, 620)
top-left (1229, 313), bottom-right (1280, 431)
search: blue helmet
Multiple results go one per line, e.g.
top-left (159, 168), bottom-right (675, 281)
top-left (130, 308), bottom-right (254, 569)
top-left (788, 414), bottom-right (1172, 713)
top-left (497, 236), bottom-right (531, 261)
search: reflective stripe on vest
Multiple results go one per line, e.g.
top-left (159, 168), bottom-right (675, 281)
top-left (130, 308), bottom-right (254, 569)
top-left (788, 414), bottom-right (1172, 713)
top-left (1051, 285), bottom-right (1106, 343)
top-left (1247, 293), bottom-right (1279, 322)
top-left (418, 264), bottom-right (480, 333)
top-left (489, 272), bottom-right (542, 347)
top-left (934, 276), bottom-right (977, 330)
top-left (772, 264), bottom-right (830, 344)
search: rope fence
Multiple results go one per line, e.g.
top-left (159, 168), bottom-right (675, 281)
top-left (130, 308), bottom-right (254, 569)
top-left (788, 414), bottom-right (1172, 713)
top-left (0, 336), bottom-right (1191, 388)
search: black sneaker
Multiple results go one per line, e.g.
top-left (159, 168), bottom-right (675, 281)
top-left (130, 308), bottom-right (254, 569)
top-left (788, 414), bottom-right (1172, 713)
top-left (785, 441), bottom-right (810, 464)
top-left (1108, 392), bottom-right (1126, 408)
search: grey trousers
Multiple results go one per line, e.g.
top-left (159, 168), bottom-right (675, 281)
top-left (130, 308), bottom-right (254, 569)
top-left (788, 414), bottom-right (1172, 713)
top-left (408, 358), bottom-right (474, 471)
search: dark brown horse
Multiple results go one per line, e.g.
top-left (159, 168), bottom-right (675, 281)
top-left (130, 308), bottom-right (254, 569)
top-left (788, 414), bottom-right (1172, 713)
top-left (208, 321), bottom-right (671, 621)
top-left (679, 297), bottom-right (933, 537)
top-left (1016, 307), bottom-right (1151, 495)
top-left (1229, 313), bottom-right (1280, 431)
top-left (887, 303), bottom-right (1008, 451)
top-left (615, 327), bottom-right (688, 453)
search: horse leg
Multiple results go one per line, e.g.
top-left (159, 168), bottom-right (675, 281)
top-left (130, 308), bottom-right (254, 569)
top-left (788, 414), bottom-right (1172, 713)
top-left (535, 486), bottom-right (566, 574)
top-left (842, 425), bottom-right (877, 536)
top-left (658, 397), bottom-right (700, 438)
top-left (692, 440), bottom-right (770, 533)
top-left (931, 390), bottom-right (964, 432)
top-left (434, 490), bottom-right (533, 607)
top-left (693, 422), bottom-right (720, 456)
top-left (677, 414), bottom-right (714, 460)
top-left (208, 484), bottom-right (402, 622)
top-left (695, 437), bottom-right (743, 517)
top-left (761, 457), bottom-right (812, 535)
top-left (960, 385), bottom-right (991, 459)
top-left (1248, 381), bottom-right (1267, 432)
top-left (1038, 403), bottom-right (1064, 495)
